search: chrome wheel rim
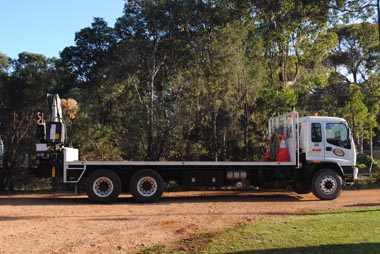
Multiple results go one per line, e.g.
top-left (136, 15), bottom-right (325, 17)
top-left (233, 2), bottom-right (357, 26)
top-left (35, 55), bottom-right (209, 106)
top-left (319, 175), bottom-right (337, 194)
top-left (137, 177), bottom-right (157, 197)
top-left (93, 177), bottom-right (114, 198)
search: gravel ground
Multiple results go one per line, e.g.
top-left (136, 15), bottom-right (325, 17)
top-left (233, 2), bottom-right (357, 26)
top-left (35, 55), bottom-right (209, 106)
top-left (0, 189), bottom-right (379, 254)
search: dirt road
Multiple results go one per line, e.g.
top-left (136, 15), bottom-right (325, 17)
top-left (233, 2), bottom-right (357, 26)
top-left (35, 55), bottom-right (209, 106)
top-left (0, 189), bottom-right (379, 254)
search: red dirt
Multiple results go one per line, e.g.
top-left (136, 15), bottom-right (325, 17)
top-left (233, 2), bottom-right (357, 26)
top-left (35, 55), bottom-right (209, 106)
top-left (0, 189), bottom-right (379, 254)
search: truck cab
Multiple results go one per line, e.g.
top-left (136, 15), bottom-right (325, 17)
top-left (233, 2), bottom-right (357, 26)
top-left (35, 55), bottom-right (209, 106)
top-left (299, 116), bottom-right (357, 170)
top-left (296, 116), bottom-right (358, 199)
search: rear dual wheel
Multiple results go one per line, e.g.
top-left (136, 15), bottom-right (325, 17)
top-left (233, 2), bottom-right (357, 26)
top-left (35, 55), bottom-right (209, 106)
top-left (129, 169), bottom-right (164, 203)
top-left (85, 169), bottom-right (164, 203)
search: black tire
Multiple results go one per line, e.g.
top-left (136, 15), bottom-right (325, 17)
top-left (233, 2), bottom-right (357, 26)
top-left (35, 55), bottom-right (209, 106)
top-left (129, 169), bottom-right (164, 203)
top-left (312, 169), bottom-right (343, 200)
top-left (85, 169), bottom-right (121, 203)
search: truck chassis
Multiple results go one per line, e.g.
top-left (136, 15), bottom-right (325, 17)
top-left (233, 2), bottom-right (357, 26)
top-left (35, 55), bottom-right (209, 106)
top-left (33, 95), bottom-right (358, 203)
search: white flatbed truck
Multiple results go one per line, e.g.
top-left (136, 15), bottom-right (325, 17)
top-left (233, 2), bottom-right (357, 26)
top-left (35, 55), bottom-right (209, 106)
top-left (33, 94), bottom-right (358, 203)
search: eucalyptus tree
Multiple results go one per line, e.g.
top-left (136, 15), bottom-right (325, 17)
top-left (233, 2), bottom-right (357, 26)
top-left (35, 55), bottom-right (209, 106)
top-left (328, 22), bottom-right (379, 152)
top-left (0, 53), bottom-right (57, 190)
top-left (202, 20), bottom-right (268, 160)
top-left (252, 1), bottom-right (332, 88)
top-left (114, 1), bottom-right (176, 160)
top-left (113, 0), bottom-right (239, 160)
top-left (330, 23), bottom-right (378, 84)
top-left (60, 18), bottom-right (117, 123)
top-left (342, 84), bottom-right (370, 152)
top-left (60, 18), bottom-right (126, 160)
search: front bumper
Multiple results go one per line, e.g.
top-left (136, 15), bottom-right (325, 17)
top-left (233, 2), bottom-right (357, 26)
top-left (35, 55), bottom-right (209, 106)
top-left (343, 166), bottom-right (358, 184)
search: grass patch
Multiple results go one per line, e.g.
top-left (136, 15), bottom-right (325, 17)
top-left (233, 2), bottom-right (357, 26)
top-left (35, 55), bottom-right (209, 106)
top-left (131, 207), bottom-right (380, 254)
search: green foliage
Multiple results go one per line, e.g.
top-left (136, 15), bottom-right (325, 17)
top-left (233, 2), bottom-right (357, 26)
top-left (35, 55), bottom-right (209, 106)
top-left (331, 23), bottom-right (378, 84)
top-left (0, 52), bottom-right (58, 190)
top-left (356, 153), bottom-right (374, 169)
top-left (0, 53), bottom-right (10, 72)
top-left (342, 84), bottom-right (370, 151)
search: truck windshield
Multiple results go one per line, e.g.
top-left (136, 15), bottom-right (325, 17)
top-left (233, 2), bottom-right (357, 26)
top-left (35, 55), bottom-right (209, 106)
top-left (326, 123), bottom-right (351, 149)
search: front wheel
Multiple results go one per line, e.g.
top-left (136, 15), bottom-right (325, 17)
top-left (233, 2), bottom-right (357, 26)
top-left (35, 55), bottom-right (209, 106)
top-left (129, 169), bottom-right (164, 203)
top-left (85, 169), bottom-right (121, 203)
top-left (312, 169), bottom-right (343, 200)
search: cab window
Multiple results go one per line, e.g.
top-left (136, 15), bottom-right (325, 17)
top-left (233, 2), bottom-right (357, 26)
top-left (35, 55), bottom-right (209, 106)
top-left (326, 123), bottom-right (351, 149)
top-left (311, 123), bottom-right (322, 142)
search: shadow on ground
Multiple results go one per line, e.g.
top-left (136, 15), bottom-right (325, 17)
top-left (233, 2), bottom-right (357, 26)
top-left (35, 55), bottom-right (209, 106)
top-left (0, 191), bottom-right (307, 206)
top-left (224, 242), bottom-right (380, 254)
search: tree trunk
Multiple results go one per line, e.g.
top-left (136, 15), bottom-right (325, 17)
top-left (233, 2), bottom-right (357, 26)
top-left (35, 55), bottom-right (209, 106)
top-left (211, 106), bottom-right (218, 161)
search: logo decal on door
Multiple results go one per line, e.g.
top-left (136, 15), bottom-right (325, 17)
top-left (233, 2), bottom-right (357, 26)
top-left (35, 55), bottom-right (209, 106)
top-left (333, 148), bottom-right (345, 157)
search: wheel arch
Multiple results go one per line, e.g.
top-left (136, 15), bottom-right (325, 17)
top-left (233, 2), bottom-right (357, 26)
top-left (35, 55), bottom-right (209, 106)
top-left (295, 162), bottom-right (344, 185)
top-left (311, 162), bottom-right (344, 179)
top-left (293, 162), bottom-right (344, 195)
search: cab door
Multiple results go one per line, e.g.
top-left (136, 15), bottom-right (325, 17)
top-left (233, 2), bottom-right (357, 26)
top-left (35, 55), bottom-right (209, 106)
top-left (323, 122), bottom-right (355, 166)
top-left (307, 122), bottom-right (325, 162)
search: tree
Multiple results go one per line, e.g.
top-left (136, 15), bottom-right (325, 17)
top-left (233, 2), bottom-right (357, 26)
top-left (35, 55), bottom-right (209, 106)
top-left (342, 84), bottom-right (369, 152)
top-left (327, 22), bottom-right (379, 152)
top-left (0, 52), bottom-right (57, 191)
top-left (114, 1), bottom-right (171, 160)
top-left (60, 18), bottom-right (128, 160)
top-left (113, 0), bottom-right (238, 160)
top-left (329, 0), bottom-right (380, 54)
top-left (253, 0), bottom-right (332, 89)
top-left (60, 18), bottom-right (117, 125)
top-left (362, 74), bottom-right (380, 157)
top-left (203, 20), bottom-right (267, 160)
top-left (330, 23), bottom-right (378, 84)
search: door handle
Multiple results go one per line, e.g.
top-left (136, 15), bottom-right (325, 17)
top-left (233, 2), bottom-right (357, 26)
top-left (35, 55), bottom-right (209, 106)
top-left (326, 147), bottom-right (332, 151)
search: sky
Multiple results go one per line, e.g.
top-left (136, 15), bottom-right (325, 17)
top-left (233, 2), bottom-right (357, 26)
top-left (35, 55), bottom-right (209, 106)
top-left (0, 0), bottom-right (125, 59)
